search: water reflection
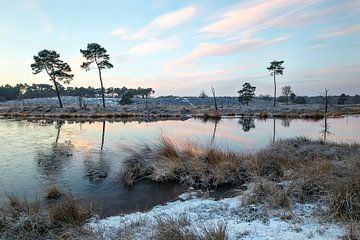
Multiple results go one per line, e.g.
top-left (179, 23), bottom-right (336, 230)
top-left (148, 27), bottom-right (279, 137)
top-left (281, 119), bottom-right (291, 128)
top-left (273, 118), bottom-right (276, 142)
top-left (36, 122), bottom-right (74, 177)
top-left (321, 115), bottom-right (331, 141)
top-left (238, 117), bottom-right (255, 132)
top-left (101, 121), bottom-right (105, 151)
top-left (211, 119), bottom-right (219, 144)
top-left (55, 121), bottom-right (63, 143)
top-left (84, 152), bottom-right (110, 183)
top-left (1, 116), bottom-right (360, 216)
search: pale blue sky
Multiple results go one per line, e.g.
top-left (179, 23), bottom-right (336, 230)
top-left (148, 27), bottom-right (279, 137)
top-left (0, 0), bottom-right (359, 96)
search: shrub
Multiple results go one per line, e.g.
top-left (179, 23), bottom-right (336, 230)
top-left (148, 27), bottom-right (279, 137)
top-left (294, 96), bottom-right (306, 104)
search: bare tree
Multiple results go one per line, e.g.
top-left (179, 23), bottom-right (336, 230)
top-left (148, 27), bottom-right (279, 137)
top-left (199, 89), bottom-right (208, 98)
top-left (322, 89), bottom-right (330, 141)
top-left (282, 85), bottom-right (292, 104)
top-left (211, 86), bottom-right (218, 111)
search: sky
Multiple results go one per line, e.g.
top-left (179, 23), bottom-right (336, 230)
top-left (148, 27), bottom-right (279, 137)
top-left (0, 0), bottom-right (359, 96)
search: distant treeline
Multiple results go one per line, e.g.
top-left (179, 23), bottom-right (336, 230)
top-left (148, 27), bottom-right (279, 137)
top-left (0, 83), bottom-right (359, 105)
top-left (0, 84), bottom-right (154, 102)
top-left (258, 94), bottom-right (360, 105)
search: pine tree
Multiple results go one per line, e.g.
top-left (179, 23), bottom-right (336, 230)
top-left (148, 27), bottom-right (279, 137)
top-left (238, 82), bottom-right (256, 106)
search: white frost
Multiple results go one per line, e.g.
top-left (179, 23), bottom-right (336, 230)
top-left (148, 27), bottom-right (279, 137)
top-left (88, 195), bottom-right (345, 240)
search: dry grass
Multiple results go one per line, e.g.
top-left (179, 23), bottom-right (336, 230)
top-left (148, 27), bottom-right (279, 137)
top-left (121, 136), bottom-right (249, 187)
top-left (153, 214), bottom-right (196, 240)
top-left (0, 194), bottom-right (99, 239)
top-left (328, 111), bottom-right (343, 117)
top-left (112, 217), bottom-right (147, 240)
top-left (202, 110), bottom-right (222, 119)
top-left (0, 195), bottom-right (50, 239)
top-left (199, 223), bottom-right (227, 240)
top-left (111, 214), bottom-right (227, 240)
top-left (152, 215), bottom-right (227, 240)
top-left (300, 112), bottom-right (325, 119)
top-left (327, 155), bottom-right (360, 221)
top-left (50, 195), bottom-right (91, 226)
top-left (122, 136), bottom-right (360, 222)
top-left (5, 194), bottom-right (40, 216)
top-left (46, 185), bottom-right (62, 200)
top-left (257, 111), bottom-right (269, 119)
top-left (245, 178), bottom-right (290, 209)
top-left (342, 222), bottom-right (360, 240)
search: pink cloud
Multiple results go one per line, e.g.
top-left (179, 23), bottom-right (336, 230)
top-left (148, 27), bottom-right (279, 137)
top-left (313, 64), bottom-right (360, 75)
top-left (200, 0), bottom-right (312, 37)
top-left (199, 0), bottom-right (338, 39)
top-left (151, 6), bottom-right (196, 29)
top-left (122, 6), bottom-right (197, 40)
top-left (165, 35), bottom-right (289, 71)
top-left (318, 24), bottom-right (360, 39)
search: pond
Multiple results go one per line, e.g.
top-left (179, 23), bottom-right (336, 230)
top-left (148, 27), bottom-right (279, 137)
top-left (0, 115), bottom-right (359, 216)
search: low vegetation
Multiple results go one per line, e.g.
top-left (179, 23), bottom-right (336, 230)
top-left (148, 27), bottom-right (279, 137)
top-left (99, 214), bottom-right (227, 240)
top-left (45, 185), bottom-right (62, 200)
top-left (121, 136), bottom-right (360, 224)
top-left (0, 194), bottom-right (96, 239)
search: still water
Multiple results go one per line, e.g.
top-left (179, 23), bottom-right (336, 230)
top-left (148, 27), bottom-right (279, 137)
top-left (0, 116), bottom-right (359, 216)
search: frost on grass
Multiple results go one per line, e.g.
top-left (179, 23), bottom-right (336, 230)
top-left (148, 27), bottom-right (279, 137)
top-left (88, 194), bottom-right (345, 240)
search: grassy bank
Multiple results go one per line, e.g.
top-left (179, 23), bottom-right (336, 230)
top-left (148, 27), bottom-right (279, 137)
top-left (121, 137), bottom-right (360, 224)
top-left (1, 104), bottom-right (360, 121)
top-left (0, 194), bottom-right (96, 239)
top-left (0, 193), bottom-right (226, 239)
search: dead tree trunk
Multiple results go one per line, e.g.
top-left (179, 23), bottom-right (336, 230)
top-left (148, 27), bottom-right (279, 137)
top-left (211, 86), bottom-right (218, 111)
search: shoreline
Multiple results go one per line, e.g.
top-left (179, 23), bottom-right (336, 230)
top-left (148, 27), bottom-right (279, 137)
top-left (0, 104), bottom-right (359, 122)
top-left (1, 137), bottom-right (359, 239)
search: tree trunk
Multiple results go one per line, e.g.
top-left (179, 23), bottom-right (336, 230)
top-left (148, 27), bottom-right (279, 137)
top-left (323, 89), bottom-right (329, 141)
top-left (145, 95), bottom-right (148, 109)
top-left (53, 80), bottom-right (63, 108)
top-left (55, 126), bottom-right (60, 143)
top-left (98, 68), bottom-right (105, 108)
top-left (273, 118), bottom-right (276, 142)
top-left (211, 86), bottom-right (218, 111)
top-left (273, 73), bottom-right (276, 107)
top-left (101, 121), bottom-right (105, 151)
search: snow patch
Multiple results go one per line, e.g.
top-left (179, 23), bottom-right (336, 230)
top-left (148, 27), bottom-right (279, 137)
top-left (88, 195), bottom-right (345, 239)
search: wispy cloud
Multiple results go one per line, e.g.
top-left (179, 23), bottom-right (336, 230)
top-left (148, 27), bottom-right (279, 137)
top-left (119, 6), bottom-right (196, 40)
top-left (128, 38), bottom-right (178, 55)
top-left (318, 24), bottom-right (360, 39)
top-left (313, 64), bottom-right (360, 75)
top-left (151, 6), bottom-right (196, 29)
top-left (199, 0), bottom-right (331, 40)
top-left (110, 27), bottom-right (127, 36)
top-left (165, 35), bottom-right (289, 71)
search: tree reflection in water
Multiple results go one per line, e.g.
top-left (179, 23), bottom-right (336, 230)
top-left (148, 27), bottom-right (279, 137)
top-left (321, 114), bottom-right (331, 141)
top-left (84, 121), bottom-right (110, 183)
top-left (238, 117), bottom-right (255, 132)
top-left (36, 121), bottom-right (74, 177)
top-left (211, 119), bottom-right (219, 144)
top-left (84, 152), bottom-right (110, 183)
top-left (281, 119), bottom-right (291, 128)
top-left (101, 121), bottom-right (105, 151)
